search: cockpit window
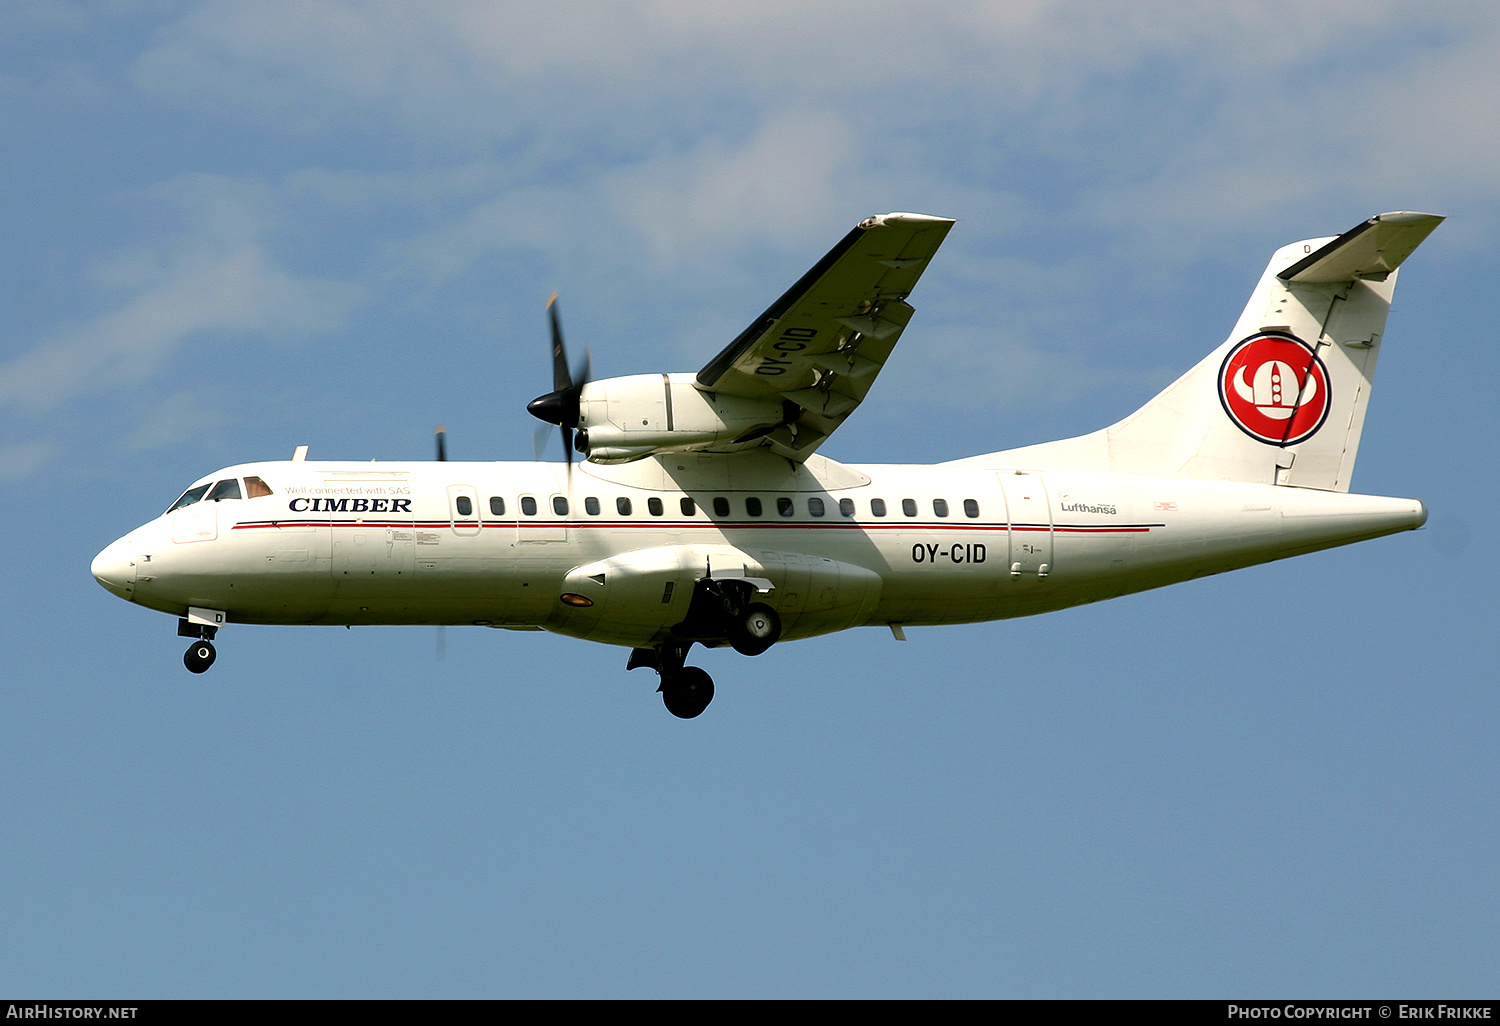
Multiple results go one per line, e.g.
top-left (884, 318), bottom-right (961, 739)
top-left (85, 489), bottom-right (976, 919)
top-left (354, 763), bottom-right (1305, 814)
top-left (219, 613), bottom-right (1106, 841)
top-left (244, 476), bottom-right (273, 498)
top-left (166, 483), bottom-right (211, 514)
top-left (207, 478), bottom-right (242, 502)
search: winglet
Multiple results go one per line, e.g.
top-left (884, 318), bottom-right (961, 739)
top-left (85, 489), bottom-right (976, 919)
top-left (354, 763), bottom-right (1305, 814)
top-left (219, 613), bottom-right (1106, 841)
top-left (1279, 211), bottom-right (1444, 283)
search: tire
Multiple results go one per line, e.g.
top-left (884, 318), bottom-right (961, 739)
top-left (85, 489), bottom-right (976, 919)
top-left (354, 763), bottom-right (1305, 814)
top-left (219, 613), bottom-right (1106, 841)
top-left (184, 640), bottom-right (217, 674)
top-left (728, 603), bottom-right (780, 657)
top-left (661, 666), bottom-right (714, 718)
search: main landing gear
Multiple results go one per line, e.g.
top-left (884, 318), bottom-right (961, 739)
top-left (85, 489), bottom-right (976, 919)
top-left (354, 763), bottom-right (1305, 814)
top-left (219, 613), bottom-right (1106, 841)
top-left (629, 642), bottom-right (714, 719)
top-left (628, 579), bottom-right (785, 718)
top-left (178, 617), bottom-right (219, 674)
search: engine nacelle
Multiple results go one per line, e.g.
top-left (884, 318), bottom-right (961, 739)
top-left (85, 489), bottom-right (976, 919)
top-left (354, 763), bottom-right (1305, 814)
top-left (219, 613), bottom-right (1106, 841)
top-left (577, 373), bottom-right (785, 464)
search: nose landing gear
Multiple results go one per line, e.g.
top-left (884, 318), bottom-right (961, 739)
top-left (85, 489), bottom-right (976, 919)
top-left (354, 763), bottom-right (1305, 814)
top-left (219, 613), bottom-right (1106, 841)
top-left (178, 614), bottom-right (222, 675)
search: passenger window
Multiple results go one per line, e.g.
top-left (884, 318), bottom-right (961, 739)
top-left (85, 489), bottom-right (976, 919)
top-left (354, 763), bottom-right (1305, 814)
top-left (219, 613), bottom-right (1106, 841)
top-left (489, 496), bottom-right (506, 516)
top-left (902, 498), bottom-right (917, 517)
top-left (839, 498), bottom-right (855, 517)
top-left (521, 496), bottom-right (537, 516)
top-left (244, 476), bottom-right (273, 498)
top-left (713, 497), bottom-right (730, 517)
top-left (777, 497), bottom-right (794, 517)
top-left (870, 498), bottom-right (887, 517)
top-left (648, 497), bottom-right (664, 516)
top-left (456, 495), bottom-right (473, 517)
top-left (964, 499), bottom-right (980, 518)
top-left (585, 497), bottom-right (601, 516)
top-left (933, 498), bottom-right (949, 517)
top-left (553, 496), bottom-right (569, 515)
top-left (617, 497), bottom-right (632, 516)
top-left (166, 484), bottom-right (211, 514)
top-left (808, 497), bottom-right (825, 517)
top-left (680, 497), bottom-right (695, 516)
top-left (746, 497), bottom-right (763, 517)
top-left (208, 479), bottom-right (241, 502)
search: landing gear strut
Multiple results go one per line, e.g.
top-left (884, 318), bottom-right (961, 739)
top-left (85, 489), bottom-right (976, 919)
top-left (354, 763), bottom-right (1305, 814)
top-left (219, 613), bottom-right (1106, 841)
top-left (629, 641), bottom-right (715, 719)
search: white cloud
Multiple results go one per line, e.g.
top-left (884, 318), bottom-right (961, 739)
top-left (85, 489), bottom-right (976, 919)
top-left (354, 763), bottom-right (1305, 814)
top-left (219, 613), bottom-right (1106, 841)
top-left (0, 175), bottom-right (362, 415)
top-left (605, 110), bottom-right (861, 269)
top-left (123, 390), bottom-right (227, 450)
top-left (123, 2), bottom-right (1500, 251)
top-left (392, 181), bottom-right (577, 287)
top-left (0, 440), bottom-right (61, 483)
top-left (341, 109), bottom-right (862, 298)
top-left (17, 0), bottom-right (1494, 433)
top-left (126, 1), bottom-right (1425, 134)
top-left (1361, 20), bottom-right (1500, 194)
top-left (0, 1), bottom-right (89, 33)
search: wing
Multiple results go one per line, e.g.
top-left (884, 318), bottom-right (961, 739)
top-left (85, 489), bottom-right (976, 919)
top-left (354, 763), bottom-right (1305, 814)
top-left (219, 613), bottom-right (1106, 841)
top-left (696, 211), bottom-right (955, 460)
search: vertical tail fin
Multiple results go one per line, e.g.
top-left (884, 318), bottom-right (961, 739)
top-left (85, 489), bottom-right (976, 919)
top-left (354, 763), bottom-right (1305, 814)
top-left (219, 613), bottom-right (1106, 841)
top-left (977, 212), bottom-right (1443, 491)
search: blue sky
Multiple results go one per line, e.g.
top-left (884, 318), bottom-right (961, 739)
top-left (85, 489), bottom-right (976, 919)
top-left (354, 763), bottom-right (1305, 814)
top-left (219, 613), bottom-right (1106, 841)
top-left (2, 0), bottom-right (1497, 998)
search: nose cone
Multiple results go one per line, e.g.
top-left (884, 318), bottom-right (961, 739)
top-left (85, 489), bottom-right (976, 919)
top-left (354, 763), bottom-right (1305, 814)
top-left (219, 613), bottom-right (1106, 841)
top-left (91, 537), bottom-right (135, 600)
top-left (527, 388), bottom-right (580, 428)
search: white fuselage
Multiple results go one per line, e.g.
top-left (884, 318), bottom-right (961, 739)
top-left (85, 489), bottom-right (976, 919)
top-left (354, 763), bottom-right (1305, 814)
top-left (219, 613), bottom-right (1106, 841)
top-left (91, 450), bottom-right (1426, 650)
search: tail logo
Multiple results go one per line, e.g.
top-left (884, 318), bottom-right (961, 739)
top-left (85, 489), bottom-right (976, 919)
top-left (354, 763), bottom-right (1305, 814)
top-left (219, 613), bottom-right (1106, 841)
top-left (1218, 332), bottom-right (1332, 446)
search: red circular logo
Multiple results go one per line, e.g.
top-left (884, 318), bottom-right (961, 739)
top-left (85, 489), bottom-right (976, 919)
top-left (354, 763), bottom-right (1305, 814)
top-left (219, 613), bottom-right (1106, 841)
top-left (1218, 333), bottom-right (1332, 446)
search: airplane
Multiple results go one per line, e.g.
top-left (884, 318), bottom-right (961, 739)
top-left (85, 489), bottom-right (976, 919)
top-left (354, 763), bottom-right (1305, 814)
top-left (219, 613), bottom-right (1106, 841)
top-left (91, 210), bottom-right (1441, 718)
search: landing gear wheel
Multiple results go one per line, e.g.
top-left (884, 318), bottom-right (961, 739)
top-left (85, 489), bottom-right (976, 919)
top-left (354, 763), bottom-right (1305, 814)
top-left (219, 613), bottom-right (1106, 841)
top-left (660, 666), bottom-right (714, 719)
top-left (184, 640), bottom-right (217, 674)
top-left (728, 603), bottom-right (781, 656)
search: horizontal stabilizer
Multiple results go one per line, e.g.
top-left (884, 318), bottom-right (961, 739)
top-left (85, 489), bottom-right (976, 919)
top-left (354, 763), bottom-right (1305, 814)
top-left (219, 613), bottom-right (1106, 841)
top-left (1278, 211), bottom-right (1444, 283)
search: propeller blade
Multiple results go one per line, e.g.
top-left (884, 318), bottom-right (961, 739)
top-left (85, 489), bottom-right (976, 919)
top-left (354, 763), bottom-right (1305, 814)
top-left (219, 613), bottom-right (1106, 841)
top-left (529, 293), bottom-right (593, 477)
top-left (574, 346), bottom-right (592, 397)
top-left (435, 424), bottom-right (447, 462)
top-left (548, 292), bottom-right (572, 393)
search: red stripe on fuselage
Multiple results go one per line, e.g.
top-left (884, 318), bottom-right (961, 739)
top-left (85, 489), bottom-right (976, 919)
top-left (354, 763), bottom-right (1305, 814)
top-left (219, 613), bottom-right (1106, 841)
top-left (231, 519), bottom-right (1161, 533)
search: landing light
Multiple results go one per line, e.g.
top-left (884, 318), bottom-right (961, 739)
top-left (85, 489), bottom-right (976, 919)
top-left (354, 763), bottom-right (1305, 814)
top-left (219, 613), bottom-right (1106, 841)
top-left (559, 593), bottom-right (594, 608)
